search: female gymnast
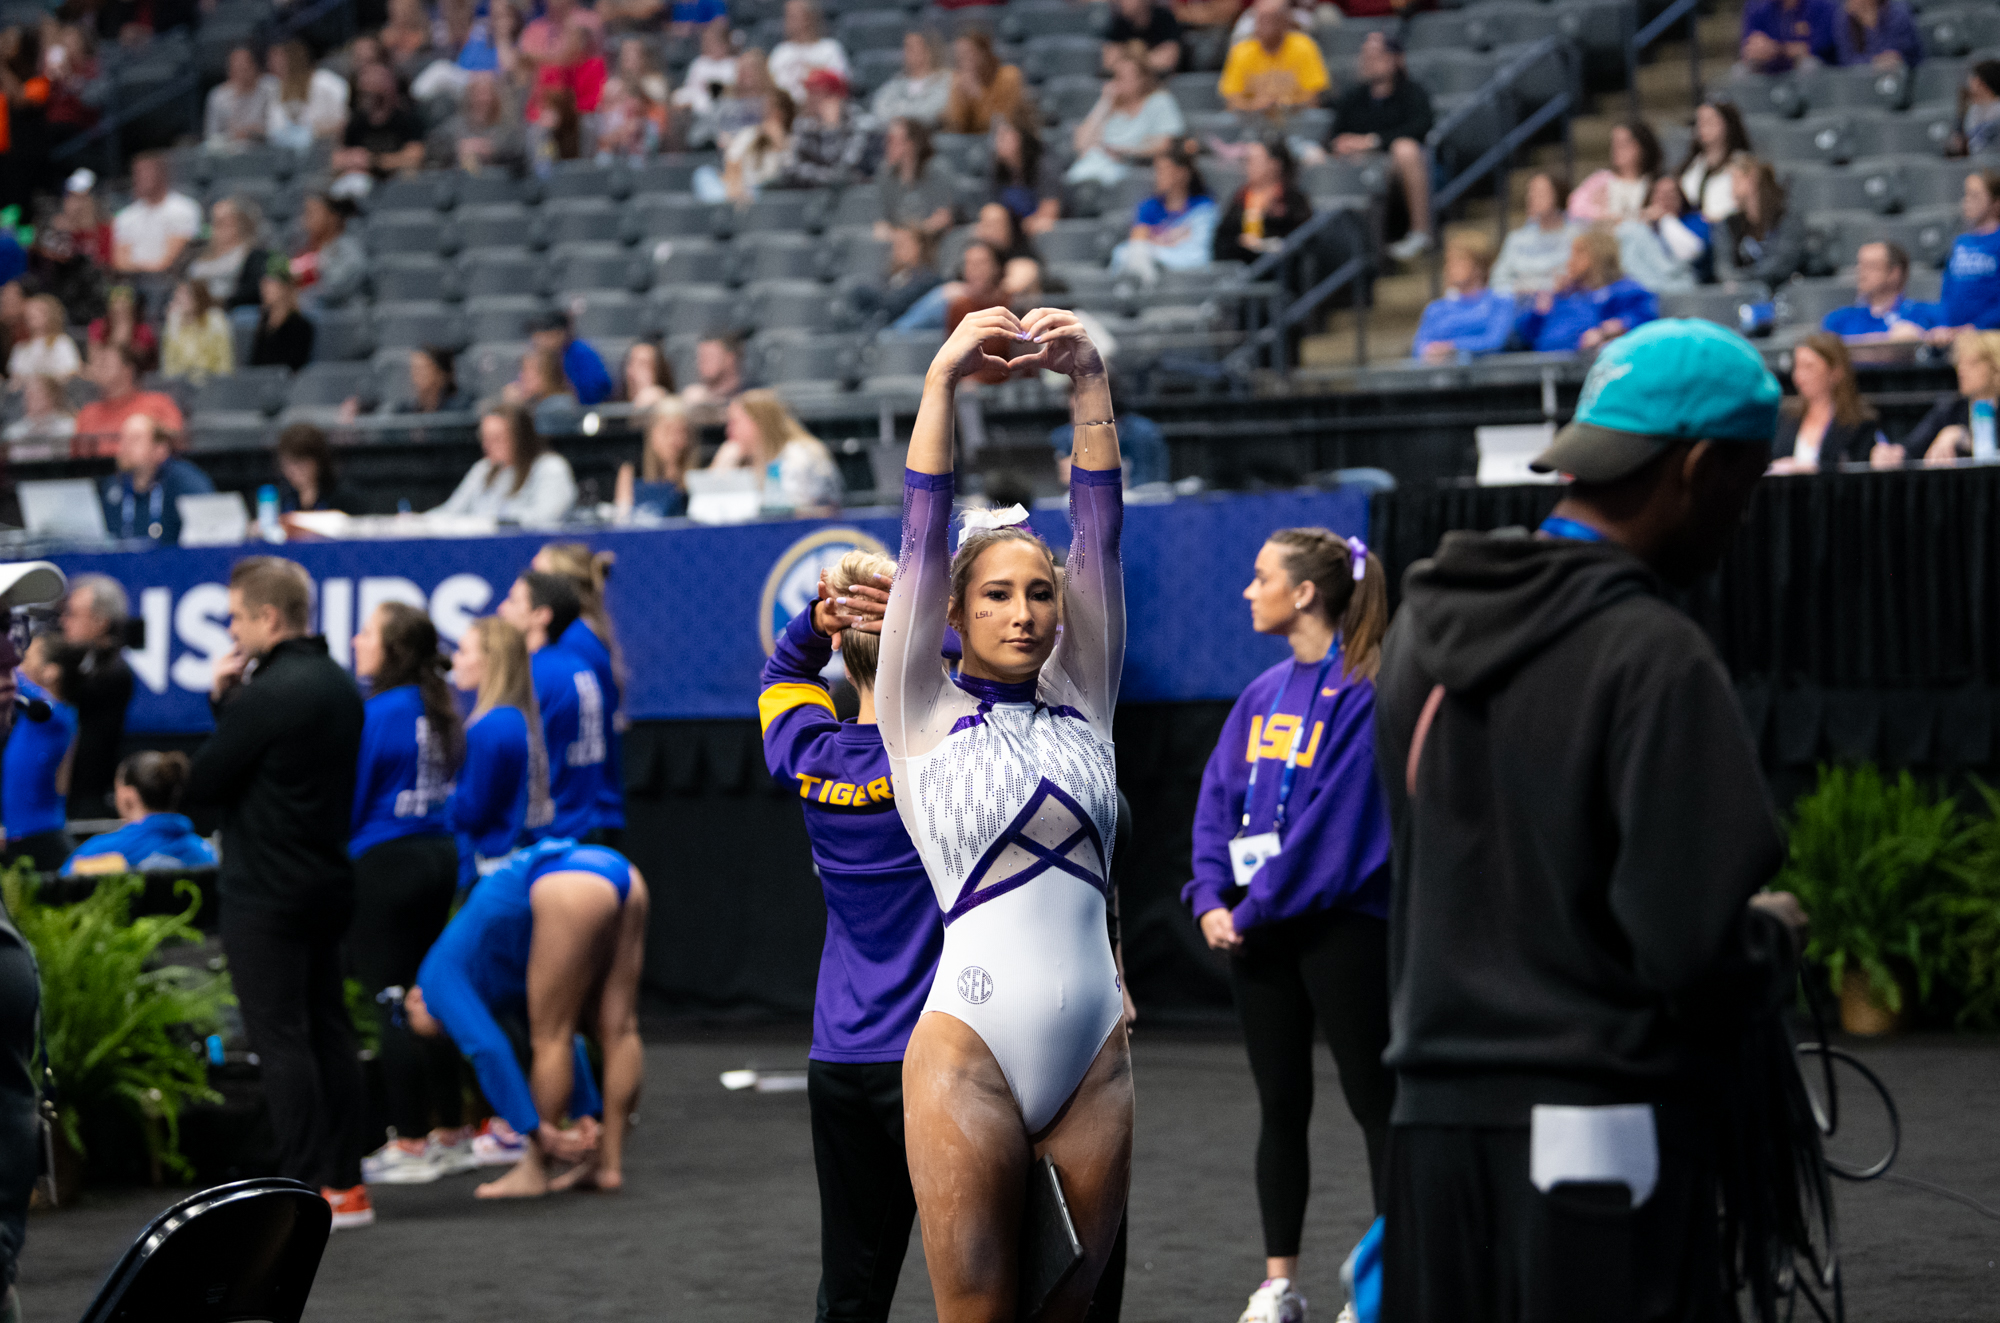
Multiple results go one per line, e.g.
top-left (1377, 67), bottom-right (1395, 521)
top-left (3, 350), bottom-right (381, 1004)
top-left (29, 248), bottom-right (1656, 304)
top-left (406, 837), bottom-right (649, 1198)
top-left (760, 551), bottom-right (942, 1323)
top-left (1184, 530), bottom-right (1394, 1323)
top-left (531, 543), bottom-right (625, 846)
top-left (878, 304), bottom-right (1129, 1322)
top-left (447, 616), bottom-right (555, 886)
top-left (349, 602), bottom-right (471, 1185)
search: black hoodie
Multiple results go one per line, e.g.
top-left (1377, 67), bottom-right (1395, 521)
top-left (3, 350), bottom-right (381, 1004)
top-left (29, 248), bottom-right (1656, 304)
top-left (1373, 529), bottom-right (1787, 1127)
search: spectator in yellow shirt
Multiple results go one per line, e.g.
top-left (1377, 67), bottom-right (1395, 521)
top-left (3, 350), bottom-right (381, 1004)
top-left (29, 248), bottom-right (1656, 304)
top-left (1218, 0), bottom-right (1328, 115)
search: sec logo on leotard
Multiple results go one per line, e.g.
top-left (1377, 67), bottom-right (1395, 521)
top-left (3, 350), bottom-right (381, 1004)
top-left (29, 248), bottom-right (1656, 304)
top-left (957, 966), bottom-right (994, 1004)
top-left (759, 527), bottom-right (894, 665)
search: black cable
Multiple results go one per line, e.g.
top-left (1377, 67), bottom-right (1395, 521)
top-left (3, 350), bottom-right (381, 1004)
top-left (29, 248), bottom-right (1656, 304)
top-left (1877, 1172), bottom-right (2000, 1224)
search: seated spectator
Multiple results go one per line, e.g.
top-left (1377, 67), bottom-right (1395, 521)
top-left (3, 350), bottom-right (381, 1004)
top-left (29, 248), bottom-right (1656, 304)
top-left (410, 0), bottom-right (479, 99)
top-left (73, 344), bottom-right (183, 457)
top-left (87, 285), bottom-right (157, 373)
top-left (1106, 0), bottom-right (1183, 74)
top-left (669, 0), bottom-right (726, 36)
top-left (1569, 120), bottom-right (1660, 226)
top-left (520, 0), bottom-right (605, 62)
top-left (614, 37), bottom-right (671, 106)
top-left (850, 223), bottom-right (943, 327)
top-left (1825, 240), bottom-right (1935, 339)
top-left (876, 117), bottom-right (955, 237)
top-left (40, 24), bottom-right (99, 144)
top-left (872, 31), bottom-right (950, 127)
top-left (275, 422), bottom-right (364, 512)
top-left (1676, 99), bottom-right (1751, 223)
top-left (100, 414), bottom-right (212, 543)
top-left (434, 403), bottom-right (578, 523)
top-left (160, 279), bottom-right (233, 383)
top-left (714, 388), bottom-right (842, 512)
top-left (204, 44), bottom-right (272, 150)
top-left (531, 20), bottom-right (608, 121)
top-left (704, 45), bottom-right (771, 145)
top-left (675, 19), bottom-right (739, 128)
top-left (780, 69), bottom-right (879, 188)
top-left (622, 341), bottom-right (675, 408)
top-left (381, 0), bottom-right (437, 76)
top-left (1213, 136), bottom-right (1310, 263)
top-left (186, 195), bottom-right (269, 311)
top-left (1109, 145), bottom-right (1218, 284)
top-left (988, 110), bottom-right (1062, 235)
top-left (29, 173), bottom-right (112, 323)
top-left (453, 0), bottom-right (521, 77)
top-left (505, 346), bottom-right (583, 430)
top-left (332, 63), bottom-right (427, 181)
top-left (1068, 45), bottom-right (1186, 189)
top-left (1953, 61), bottom-right (2000, 158)
top-left (941, 30), bottom-right (1024, 135)
top-left (1740, 0), bottom-right (1835, 74)
top-left (265, 39), bottom-right (350, 151)
top-left (1327, 32), bottom-right (1433, 261)
top-left (1412, 230), bottom-right (1516, 362)
top-left (1219, 0), bottom-right (1325, 118)
top-left (528, 85), bottom-right (588, 170)
top-left (695, 88), bottom-right (795, 202)
top-left (596, 73), bottom-right (675, 163)
top-left (1492, 171), bottom-right (1578, 294)
top-left (1891, 328), bottom-right (2000, 462)
top-left (291, 193), bottom-right (367, 308)
top-left (1514, 229), bottom-right (1659, 353)
top-left (6, 293), bottom-right (79, 383)
top-left (1925, 170), bottom-right (2000, 338)
top-left (615, 398), bottom-right (693, 518)
top-left (61, 751), bottom-right (215, 877)
top-left (1770, 331), bottom-right (1888, 472)
top-left (111, 151), bottom-right (200, 276)
top-left (1616, 175), bottom-right (1706, 293)
top-left (1719, 154), bottom-right (1806, 286)
top-left (431, 70), bottom-right (527, 172)
top-left (384, 345), bottom-right (473, 415)
top-left (682, 334), bottom-right (746, 407)
top-left (250, 259), bottom-right (314, 371)
top-left (970, 201), bottom-right (1044, 295)
top-left (528, 308), bottom-right (613, 407)
top-left (4, 375), bottom-right (75, 448)
top-left (769, 0), bottom-right (848, 102)
top-left (1832, 0), bottom-right (1920, 69)
top-left (941, 241), bottom-right (1022, 384)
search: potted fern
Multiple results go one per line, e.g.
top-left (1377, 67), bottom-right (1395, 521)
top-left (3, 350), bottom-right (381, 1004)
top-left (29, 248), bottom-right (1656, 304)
top-left (1939, 778), bottom-right (2000, 1030)
top-left (1774, 764), bottom-right (1966, 1035)
top-left (2, 865), bottom-right (233, 1191)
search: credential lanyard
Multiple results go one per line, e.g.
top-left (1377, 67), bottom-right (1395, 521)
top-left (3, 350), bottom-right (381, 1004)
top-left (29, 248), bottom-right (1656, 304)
top-left (1538, 514), bottom-right (1607, 544)
top-left (120, 481), bottom-right (164, 540)
top-left (1242, 654), bottom-right (1336, 838)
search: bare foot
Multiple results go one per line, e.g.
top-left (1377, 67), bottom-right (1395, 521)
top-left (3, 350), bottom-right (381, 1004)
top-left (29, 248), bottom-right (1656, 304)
top-left (474, 1158), bottom-right (550, 1199)
top-left (547, 1162), bottom-right (623, 1193)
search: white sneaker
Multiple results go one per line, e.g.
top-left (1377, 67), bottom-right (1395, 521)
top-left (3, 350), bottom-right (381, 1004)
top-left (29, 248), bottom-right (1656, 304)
top-left (470, 1117), bottom-right (526, 1167)
top-left (361, 1140), bottom-right (442, 1185)
top-left (427, 1130), bottom-right (481, 1176)
top-left (1237, 1277), bottom-right (1308, 1323)
top-left (1386, 229), bottom-right (1434, 262)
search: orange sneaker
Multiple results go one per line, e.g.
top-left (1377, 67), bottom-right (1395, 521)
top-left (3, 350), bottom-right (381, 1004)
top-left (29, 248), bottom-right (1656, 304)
top-left (322, 1183), bottom-right (375, 1230)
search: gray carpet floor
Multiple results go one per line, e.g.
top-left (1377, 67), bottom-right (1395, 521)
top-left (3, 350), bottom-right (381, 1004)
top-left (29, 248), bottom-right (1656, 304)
top-left (17, 1025), bottom-right (2000, 1321)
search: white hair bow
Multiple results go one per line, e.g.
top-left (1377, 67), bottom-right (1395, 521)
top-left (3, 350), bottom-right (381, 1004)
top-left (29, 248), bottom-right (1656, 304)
top-left (957, 504), bottom-right (1030, 550)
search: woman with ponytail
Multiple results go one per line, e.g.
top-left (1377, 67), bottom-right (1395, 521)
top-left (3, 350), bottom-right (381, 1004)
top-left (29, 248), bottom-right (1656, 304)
top-left (1183, 526), bottom-right (1395, 1323)
top-left (349, 601), bottom-right (472, 1186)
top-left (447, 616), bottom-right (555, 888)
top-left (532, 542), bottom-right (625, 844)
top-left (63, 751), bottom-right (215, 875)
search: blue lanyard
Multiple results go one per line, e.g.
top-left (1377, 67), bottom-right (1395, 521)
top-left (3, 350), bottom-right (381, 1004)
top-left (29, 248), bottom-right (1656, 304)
top-left (1538, 514), bottom-right (1607, 544)
top-left (120, 481), bottom-right (165, 540)
top-left (1242, 654), bottom-right (1336, 837)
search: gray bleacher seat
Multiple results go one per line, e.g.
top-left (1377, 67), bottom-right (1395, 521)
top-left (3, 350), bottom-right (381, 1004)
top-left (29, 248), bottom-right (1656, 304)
top-left (194, 365), bottom-right (290, 417)
top-left (370, 175), bottom-right (454, 213)
top-left (374, 301), bottom-right (469, 350)
top-left (1873, 206), bottom-right (1962, 268)
top-left (1166, 72), bottom-right (1223, 115)
top-left (1298, 156), bottom-right (1390, 198)
top-left (1488, 40), bottom-right (1574, 110)
top-left (1037, 218), bottom-right (1114, 265)
top-left (1465, 3), bottom-right (1561, 50)
top-left (462, 342), bottom-right (527, 398)
top-left (1784, 163), bottom-right (1892, 216)
top-left (455, 172), bottom-right (533, 207)
top-left (752, 331), bottom-right (860, 387)
top-left (206, 148), bottom-right (293, 184)
top-left (1317, 16), bottom-right (1398, 62)
top-left (1797, 63), bottom-right (1910, 114)
top-left (1407, 9), bottom-right (1486, 51)
top-left (552, 243), bottom-right (652, 294)
top-left (1923, 6), bottom-right (2000, 56)
top-left (371, 255), bottom-right (456, 304)
top-left (543, 199), bottom-right (628, 247)
top-left (459, 250), bottom-right (548, 299)
top-left (932, 133), bottom-right (989, 177)
top-left (651, 236), bottom-right (731, 284)
top-left (831, 228), bottom-right (892, 274)
top-left (1748, 112), bottom-right (1854, 165)
top-left (729, 191), bottom-right (828, 235)
top-left (288, 361), bottom-right (378, 408)
top-left (1205, 160), bottom-right (1247, 203)
top-left (311, 309), bottom-right (375, 363)
top-left (1552, 0), bottom-right (1633, 77)
top-left (650, 284), bottom-right (742, 336)
top-left (1406, 49), bottom-right (1498, 98)
top-left (663, 333), bottom-right (704, 388)
top-left (455, 204), bottom-right (543, 252)
top-left (828, 187), bottom-right (883, 228)
top-left (1899, 156), bottom-right (1973, 210)
top-left (748, 279), bottom-right (843, 331)
top-left (365, 210), bottom-right (457, 257)
top-left (837, 9), bottom-right (912, 50)
top-left (854, 48), bottom-right (906, 94)
top-left (1719, 69), bottom-right (1804, 119)
top-left (734, 233), bottom-right (826, 283)
top-left (1044, 74), bottom-right (1107, 122)
top-left (629, 157), bottom-right (713, 198)
top-left (861, 331), bottom-right (945, 380)
top-left (463, 297), bottom-right (548, 344)
top-left (186, 413), bottom-right (274, 451)
top-left (1048, 262), bottom-right (1118, 302)
top-left (570, 291), bottom-right (652, 339)
top-left (1774, 277), bottom-right (1861, 328)
top-left (631, 193), bottom-right (723, 241)
top-left (1024, 35), bottom-right (1103, 82)
top-left (542, 160), bottom-right (630, 201)
top-left (1845, 107), bottom-right (1958, 158)
top-left (1002, 0), bottom-right (1105, 41)
top-left (1909, 58), bottom-right (1968, 110)
top-left (1658, 284), bottom-right (1770, 330)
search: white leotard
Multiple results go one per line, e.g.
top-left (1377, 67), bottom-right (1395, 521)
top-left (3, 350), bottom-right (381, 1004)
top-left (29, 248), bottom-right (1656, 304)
top-left (878, 466), bottom-right (1126, 1134)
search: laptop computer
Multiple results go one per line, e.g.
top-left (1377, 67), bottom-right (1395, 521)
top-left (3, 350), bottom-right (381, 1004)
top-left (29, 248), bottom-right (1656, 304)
top-left (18, 479), bottom-right (110, 542)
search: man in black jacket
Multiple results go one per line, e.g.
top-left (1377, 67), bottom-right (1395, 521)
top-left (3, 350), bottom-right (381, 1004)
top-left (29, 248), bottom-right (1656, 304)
top-left (1328, 33), bottom-right (1435, 263)
top-left (185, 556), bottom-right (371, 1228)
top-left (1373, 320), bottom-right (1807, 1322)
top-left (59, 574), bottom-right (135, 818)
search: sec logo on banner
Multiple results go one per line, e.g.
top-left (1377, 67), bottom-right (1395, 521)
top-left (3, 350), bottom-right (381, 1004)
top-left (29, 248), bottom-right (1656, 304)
top-left (758, 526), bottom-right (892, 662)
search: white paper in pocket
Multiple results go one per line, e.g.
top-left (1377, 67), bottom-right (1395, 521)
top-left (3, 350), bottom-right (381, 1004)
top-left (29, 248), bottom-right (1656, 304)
top-left (1529, 1103), bottom-right (1659, 1209)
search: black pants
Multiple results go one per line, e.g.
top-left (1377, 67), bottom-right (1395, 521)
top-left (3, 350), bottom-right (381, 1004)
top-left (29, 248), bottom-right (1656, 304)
top-left (1229, 906), bottom-right (1394, 1255)
top-left (1, 831), bottom-right (72, 874)
top-left (808, 1060), bottom-right (917, 1323)
top-left (221, 897), bottom-right (364, 1190)
top-left (1381, 1112), bottom-right (1723, 1323)
top-left (348, 834), bottom-right (463, 1140)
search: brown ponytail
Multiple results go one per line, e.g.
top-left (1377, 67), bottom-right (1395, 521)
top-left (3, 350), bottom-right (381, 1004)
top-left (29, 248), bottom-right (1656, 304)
top-left (117, 750), bottom-right (192, 812)
top-left (372, 602), bottom-right (467, 776)
top-left (1267, 527), bottom-right (1389, 683)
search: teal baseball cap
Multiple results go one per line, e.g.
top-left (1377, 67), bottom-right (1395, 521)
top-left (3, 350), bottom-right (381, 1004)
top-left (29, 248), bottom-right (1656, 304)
top-left (1531, 319), bottom-right (1782, 483)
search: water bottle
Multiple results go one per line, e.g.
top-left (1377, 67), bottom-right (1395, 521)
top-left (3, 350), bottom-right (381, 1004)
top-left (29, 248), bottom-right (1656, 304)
top-left (256, 484), bottom-right (282, 542)
top-left (1972, 399), bottom-right (1997, 461)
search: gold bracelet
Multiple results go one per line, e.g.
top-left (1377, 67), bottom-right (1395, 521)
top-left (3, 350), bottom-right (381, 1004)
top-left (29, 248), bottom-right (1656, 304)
top-left (1073, 418), bottom-right (1117, 428)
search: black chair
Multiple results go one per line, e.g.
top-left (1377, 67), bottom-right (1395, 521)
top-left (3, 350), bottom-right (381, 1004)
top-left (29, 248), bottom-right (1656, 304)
top-left (78, 1177), bottom-right (330, 1323)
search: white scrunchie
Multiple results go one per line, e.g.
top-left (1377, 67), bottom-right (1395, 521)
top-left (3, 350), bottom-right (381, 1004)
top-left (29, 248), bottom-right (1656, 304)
top-left (957, 504), bottom-right (1030, 550)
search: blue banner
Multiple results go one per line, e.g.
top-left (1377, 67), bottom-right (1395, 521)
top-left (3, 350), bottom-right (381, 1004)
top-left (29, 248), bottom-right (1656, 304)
top-left (45, 486), bottom-right (1369, 734)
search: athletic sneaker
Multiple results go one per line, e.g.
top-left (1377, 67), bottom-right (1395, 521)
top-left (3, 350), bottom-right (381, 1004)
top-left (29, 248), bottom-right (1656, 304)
top-left (361, 1139), bottom-right (442, 1185)
top-left (1237, 1277), bottom-right (1307, 1323)
top-left (1335, 1306), bottom-right (1357, 1323)
top-left (322, 1184), bottom-right (375, 1230)
top-left (427, 1128), bottom-right (481, 1176)
top-left (1386, 230), bottom-right (1434, 262)
top-left (470, 1116), bottom-right (525, 1167)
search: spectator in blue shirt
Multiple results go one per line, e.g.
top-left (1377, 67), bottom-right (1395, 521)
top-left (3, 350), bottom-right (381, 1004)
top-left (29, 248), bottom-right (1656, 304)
top-left (1823, 240), bottom-right (1935, 340)
top-left (1830, 0), bottom-right (1922, 68)
top-left (528, 309), bottom-right (613, 406)
top-left (1413, 230), bottom-right (1517, 362)
top-left (670, 0), bottom-right (726, 34)
top-left (1925, 169), bottom-right (2000, 340)
top-left (1739, 0), bottom-right (1836, 72)
top-left (1514, 229), bottom-right (1659, 354)
top-left (3, 635), bottom-right (80, 872)
top-left (101, 414), bottom-right (215, 546)
top-left (63, 751), bottom-right (216, 877)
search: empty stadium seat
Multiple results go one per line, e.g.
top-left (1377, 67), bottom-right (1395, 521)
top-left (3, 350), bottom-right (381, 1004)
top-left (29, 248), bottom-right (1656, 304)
top-left (570, 291), bottom-right (653, 339)
top-left (1910, 59), bottom-right (1968, 110)
top-left (365, 210), bottom-right (457, 257)
top-left (1719, 69), bottom-right (1803, 119)
top-left (728, 191), bottom-right (829, 235)
top-left (455, 172), bottom-right (534, 207)
top-left (1317, 16), bottom-right (1398, 63)
top-left (827, 187), bottom-right (884, 229)
top-left (752, 331), bottom-right (859, 388)
top-left (287, 360), bottom-right (377, 408)
top-left (650, 284), bottom-right (742, 336)
top-left (629, 157), bottom-right (714, 198)
top-left (370, 255), bottom-right (457, 304)
top-left (459, 250), bottom-right (548, 299)
top-left (1023, 34), bottom-right (1103, 82)
top-left (1784, 163), bottom-right (1892, 216)
top-left (1047, 262), bottom-right (1118, 302)
top-left (543, 199), bottom-right (629, 247)
top-left (853, 48), bottom-right (906, 95)
top-left (1037, 218), bottom-right (1115, 265)
top-left (1002, 0), bottom-right (1106, 42)
top-left (862, 332), bottom-right (945, 381)
top-left (1551, 0), bottom-right (1632, 79)
top-left (663, 333), bottom-right (705, 388)
top-left (748, 279), bottom-right (843, 331)
top-left (734, 233), bottom-right (826, 283)
top-left (630, 193), bottom-right (723, 241)
top-left (374, 301), bottom-right (468, 351)
top-left (837, 9), bottom-right (910, 50)
top-left (1796, 62), bottom-right (1910, 114)
top-left (651, 235), bottom-right (731, 284)
top-left (830, 228), bottom-right (891, 274)
top-left (1748, 112), bottom-right (1853, 165)
top-left (206, 147), bottom-right (293, 184)
top-left (1464, 3), bottom-right (1562, 52)
top-left (1657, 285), bottom-right (1770, 330)
top-left (1406, 9), bottom-right (1485, 52)
top-left (1872, 207), bottom-right (1962, 269)
top-left (1407, 49), bottom-right (1499, 98)
top-left (1922, 5), bottom-right (2000, 57)
top-left (462, 342), bottom-right (527, 398)
top-left (1044, 74), bottom-right (1108, 122)
top-left (1773, 277), bottom-right (1862, 328)
top-left (932, 133), bottom-right (989, 177)
top-left (454, 204), bottom-right (542, 252)
top-left (194, 365), bottom-right (290, 416)
top-left (1899, 157), bottom-right (1974, 210)
top-left (370, 175), bottom-right (454, 213)
top-left (1165, 71), bottom-right (1223, 115)
top-left (1845, 108), bottom-right (1958, 158)
top-left (463, 297), bottom-right (548, 344)
top-left (542, 160), bottom-right (630, 201)
top-left (552, 243), bottom-right (651, 293)
top-left (311, 309), bottom-right (375, 363)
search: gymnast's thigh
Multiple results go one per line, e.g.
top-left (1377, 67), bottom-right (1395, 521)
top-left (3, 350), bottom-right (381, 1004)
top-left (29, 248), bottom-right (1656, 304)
top-left (1032, 1028), bottom-right (1134, 1323)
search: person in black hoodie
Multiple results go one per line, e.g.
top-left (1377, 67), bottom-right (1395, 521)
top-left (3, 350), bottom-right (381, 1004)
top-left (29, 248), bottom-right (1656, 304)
top-left (185, 556), bottom-right (371, 1229)
top-left (1372, 319), bottom-right (1809, 1322)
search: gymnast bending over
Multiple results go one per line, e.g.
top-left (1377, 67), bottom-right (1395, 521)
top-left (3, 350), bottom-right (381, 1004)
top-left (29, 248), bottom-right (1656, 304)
top-left (405, 837), bottom-right (649, 1197)
top-left (879, 304), bottom-right (1130, 1322)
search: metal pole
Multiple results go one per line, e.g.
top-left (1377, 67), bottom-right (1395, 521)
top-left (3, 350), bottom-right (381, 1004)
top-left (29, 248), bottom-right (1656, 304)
top-left (1688, 2), bottom-right (1703, 104)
